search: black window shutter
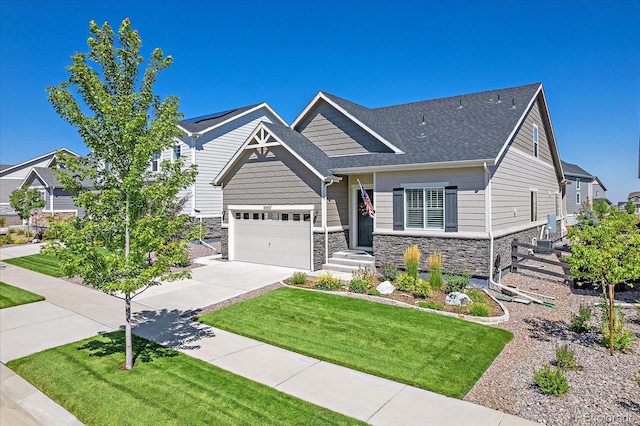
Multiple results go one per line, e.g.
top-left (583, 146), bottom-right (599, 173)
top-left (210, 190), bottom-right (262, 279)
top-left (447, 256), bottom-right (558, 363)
top-left (392, 188), bottom-right (404, 230)
top-left (444, 186), bottom-right (458, 232)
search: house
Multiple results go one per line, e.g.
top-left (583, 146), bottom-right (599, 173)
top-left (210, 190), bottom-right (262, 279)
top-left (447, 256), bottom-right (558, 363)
top-left (0, 148), bottom-right (79, 225)
top-left (625, 191), bottom-right (640, 214)
top-left (157, 103), bottom-right (286, 237)
top-left (561, 160), bottom-right (608, 224)
top-left (214, 83), bottom-right (566, 277)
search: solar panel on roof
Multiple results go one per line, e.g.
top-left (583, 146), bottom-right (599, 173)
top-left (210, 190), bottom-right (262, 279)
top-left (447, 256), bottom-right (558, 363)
top-left (181, 109), bottom-right (237, 124)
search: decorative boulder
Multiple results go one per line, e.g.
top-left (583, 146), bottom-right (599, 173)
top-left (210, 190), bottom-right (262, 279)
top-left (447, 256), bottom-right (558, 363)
top-left (445, 292), bottom-right (473, 306)
top-left (376, 280), bottom-right (395, 295)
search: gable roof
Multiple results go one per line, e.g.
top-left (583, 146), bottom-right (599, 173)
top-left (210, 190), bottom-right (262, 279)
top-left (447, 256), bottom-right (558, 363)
top-left (178, 102), bottom-right (287, 135)
top-left (22, 167), bottom-right (94, 189)
top-left (561, 160), bottom-right (593, 179)
top-left (0, 164), bottom-right (13, 171)
top-left (0, 148), bottom-right (79, 177)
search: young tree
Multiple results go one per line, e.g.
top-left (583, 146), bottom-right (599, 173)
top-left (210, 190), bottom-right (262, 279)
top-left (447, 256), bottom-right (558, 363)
top-left (593, 199), bottom-right (609, 220)
top-left (9, 187), bottom-right (45, 238)
top-left (568, 207), bottom-right (640, 355)
top-left (43, 19), bottom-right (197, 369)
top-left (626, 200), bottom-right (637, 215)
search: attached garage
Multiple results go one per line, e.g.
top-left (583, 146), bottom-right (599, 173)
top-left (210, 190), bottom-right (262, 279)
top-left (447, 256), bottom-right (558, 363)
top-left (229, 205), bottom-right (314, 270)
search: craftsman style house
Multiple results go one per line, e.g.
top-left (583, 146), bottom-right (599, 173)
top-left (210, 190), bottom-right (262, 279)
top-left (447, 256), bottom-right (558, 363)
top-left (214, 83), bottom-right (566, 276)
top-left (157, 103), bottom-right (286, 236)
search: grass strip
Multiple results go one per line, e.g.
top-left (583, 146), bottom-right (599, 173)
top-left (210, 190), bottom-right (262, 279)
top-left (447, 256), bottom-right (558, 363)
top-left (0, 281), bottom-right (44, 308)
top-left (198, 287), bottom-right (513, 399)
top-left (7, 330), bottom-right (363, 425)
top-left (3, 254), bottom-right (63, 277)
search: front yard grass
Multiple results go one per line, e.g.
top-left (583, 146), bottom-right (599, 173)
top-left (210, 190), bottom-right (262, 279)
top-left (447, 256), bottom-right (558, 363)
top-left (3, 254), bottom-right (63, 277)
top-left (0, 281), bottom-right (44, 308)
top-left (7, 331), bottom-right (364, 425)
top-left (198, 287), bottom-right (513, 399)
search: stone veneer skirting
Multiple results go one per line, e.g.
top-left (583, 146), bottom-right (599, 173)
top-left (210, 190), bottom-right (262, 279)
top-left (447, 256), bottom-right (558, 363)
top-left (221, 227), bottom-right (228, 260)
top-left (373, 221), bottom-right (562, 277)
top-left (190, 217), bottom-right (221, 239)
top-left (313, 229), bottom-right (349, 271)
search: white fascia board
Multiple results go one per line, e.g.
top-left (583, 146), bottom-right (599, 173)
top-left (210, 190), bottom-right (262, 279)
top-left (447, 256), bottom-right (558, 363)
top-left (331, 159), bottom-right (492, 174)
top-left (228, 204), bottom-right (315, 211)
top-left (493, 84), bottom-right (541, 166)
top-left (0, 148), bottom-right (80, 176)
top-left (177, 124), bottom-right (191, 136)
top-left (194, 103), bottom-right (287, 136)
top-left (537, 87), bottom-right (565, 182)
top-left (291, 92), bottom-right (403, 154)
top-left (18, 168), bottom-right (49, 189)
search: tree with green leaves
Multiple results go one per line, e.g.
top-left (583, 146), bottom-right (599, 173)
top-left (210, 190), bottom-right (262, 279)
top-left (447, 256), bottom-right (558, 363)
top-left (9, 187), bottom-right (45, 238)
top-left (593, 199), bottom-right (609, 220)
top-left (43, 18), bottom-right (197, 369)
top-left (626, 200), bottom-right (637, 215)
top-left (568, 207), bottom-right (640, 355)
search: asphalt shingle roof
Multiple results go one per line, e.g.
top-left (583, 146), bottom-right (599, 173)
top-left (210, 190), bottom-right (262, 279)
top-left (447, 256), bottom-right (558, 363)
top-left (561, 161), bottom-right (593, 178)
top-left (180, 104), bottom-right (262, 133)
top-left (31, 167), bottom-right (93, 189)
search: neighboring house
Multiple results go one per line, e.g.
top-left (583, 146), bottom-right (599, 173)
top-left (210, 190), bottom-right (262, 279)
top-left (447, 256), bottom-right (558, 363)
top-left (156, 103), bottom-right (287, 237)
top-left (561, 160), bottom-right (608, 224)
top-left (20, 166), bottom-right (93, 226)
top-left (214, 83), bottom-right (566, 276)
top-left (626, 191), bottom-right (640, 214)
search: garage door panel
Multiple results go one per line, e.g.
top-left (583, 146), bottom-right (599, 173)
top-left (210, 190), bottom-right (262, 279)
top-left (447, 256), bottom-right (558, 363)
top-left (232, 212), bottom-right (311, 270)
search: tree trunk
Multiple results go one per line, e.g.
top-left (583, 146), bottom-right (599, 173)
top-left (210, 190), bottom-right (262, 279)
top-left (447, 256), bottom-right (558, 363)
top-left (608, 283), bottom-right (614, 356)
top-left (125, 293), bottom-right (133, 369)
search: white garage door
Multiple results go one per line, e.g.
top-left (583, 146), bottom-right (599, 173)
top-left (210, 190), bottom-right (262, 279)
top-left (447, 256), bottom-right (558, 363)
top-left (232, 211), bottom-right (312, 270)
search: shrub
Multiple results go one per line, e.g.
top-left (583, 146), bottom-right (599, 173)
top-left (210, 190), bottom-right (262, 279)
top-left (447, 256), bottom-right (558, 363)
top-left (380, 262), bottom-right (399, 282)
top-left (16, 228), bottom-right (26, 235)
top-left (468, 303), bottom-right (490, 317)
top-left (533, 365), bottom-right (570, 397)
top-left (290, 272), bottom-right (307, 285)
top-left (413, 278), bottom-right (431, 298)
top-left (0, 235), bottom-right (13, 245)
top-left (600, 296), bottom-right (637, 351)
top-left (446, 271), bottom-right (471, 293)
top-left (314, 272), bottom-right (343, 291)
top-left (418, 301), bottom-right (443, 310)
top-left (7, 227), bottom-right (16, 234)
top-left (349, 278), bottom-right (369, 294)
top-left (404, 245), bottom-right (421, 280)
top-left (555, 344), bottom-right (579, 370)
top-left (466, 288), bottom-right (486, 304)
top-left (570, 304), bottom-right (593, 333)
top-left (366, 289), bottom-right (381, 296)
top-left (0, 217), bottom-right (5, 227)
top-left (395, 273), bottom-right (415, 292)
top-left (427, 251), bottom-right (443, 291)
top-left (351, 268), bottom-right (378, 288)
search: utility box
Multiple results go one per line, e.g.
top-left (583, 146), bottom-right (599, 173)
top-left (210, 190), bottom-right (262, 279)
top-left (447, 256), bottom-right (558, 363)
top-left (537, 239), bottom-right (553, 250)
top-left (547, 214), bottom-right (556, 234)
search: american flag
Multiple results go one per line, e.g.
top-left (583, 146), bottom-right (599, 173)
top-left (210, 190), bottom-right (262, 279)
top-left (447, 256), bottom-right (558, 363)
top-left (358, 180), bottom-right (375, 218)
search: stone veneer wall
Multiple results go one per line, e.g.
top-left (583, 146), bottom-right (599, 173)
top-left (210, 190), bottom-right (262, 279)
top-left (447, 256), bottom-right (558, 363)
top-left (221, 227), bottom-right (228, 260)
top-left (313, 229), bottom-right (349, 271)
top-left (190, 217), bottom-right (222, 239)
top-left (373, 221), bottom-right (561, 277)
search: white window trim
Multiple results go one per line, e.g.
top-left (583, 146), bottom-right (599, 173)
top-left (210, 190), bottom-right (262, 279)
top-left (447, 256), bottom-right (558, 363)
top-left (173, 144), bottom-right (181, 161)
top-left (530, 189), bottom-right (538, 222)
top-left (576, 178), bottom-right (580, 190)
top-left (403, 185), bottom-right (446, 231)
top-left (532, 124), bottom-right (539, 158)
top-left (576, 192), bottom-right (581, 205)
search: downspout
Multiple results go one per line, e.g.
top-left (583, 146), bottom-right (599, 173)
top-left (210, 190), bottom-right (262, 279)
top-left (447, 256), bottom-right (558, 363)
top-left (190, 133), bottom-right (200, 216)
top-left (322, 179), bottom-right (335, 265)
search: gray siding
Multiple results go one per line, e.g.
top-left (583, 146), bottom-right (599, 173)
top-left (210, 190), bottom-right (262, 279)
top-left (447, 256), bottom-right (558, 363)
top-left (298, 100), bottom-right (392, 157)
top-left (564, 176), bottom-right (590, 215)
top-left (512, 100), bottom-right (553, 166)
top-left (326, 177), bottom-right (349, 227)
top-left (375, 168), bottom-right (486, 233)
top-left (0, 178), bottom-right (22, 204)
top-left (222, 146), bottom-right (321, 225)
top-left (592, 182), bottom-right (606, 201)
top-left (491, 145), bottom-right (560, 230)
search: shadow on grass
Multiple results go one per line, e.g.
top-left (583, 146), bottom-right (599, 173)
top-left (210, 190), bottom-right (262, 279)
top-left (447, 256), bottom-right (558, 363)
top-left (78, 331), bottom-right (178, 364)
top-left (131, 308), bottom-right (216, 351)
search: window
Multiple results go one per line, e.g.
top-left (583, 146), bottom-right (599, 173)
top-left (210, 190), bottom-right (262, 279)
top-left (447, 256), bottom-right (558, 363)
top-left (173, 144), bottom-right (181, 160)
top-left (405, 187), bottom-right (444, 230)
top-left (235, 212), bottom-right (241, 220)
top-left (243, 213), bottom-right (249, 220)
top-left (576, 179), bottom-right (580, 190)
top-left (282, 213), bottom-right (289, 221)
top-left (293, 213), bottom-right (301, 221)
top-left (253, 213), bottom-right (260, 220)
top-left (576, 193), bottom-right (581, 205)
top-left (530, 191), bottom-right (538, 222)
top-left (303, 213), bottom-right (311, 221)
top-left (532, 125), bottom-right (539, 158)
top-left (152, 153), bottom-right (160, 171)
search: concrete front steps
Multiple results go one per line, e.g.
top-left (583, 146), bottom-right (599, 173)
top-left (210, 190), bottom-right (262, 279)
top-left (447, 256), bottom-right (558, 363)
top-left (322, 250), bottom-right (376, 275)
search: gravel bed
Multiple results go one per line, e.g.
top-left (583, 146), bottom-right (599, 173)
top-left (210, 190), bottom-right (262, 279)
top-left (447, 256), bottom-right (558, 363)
top-left (465, 255), bottom-right (640, 426)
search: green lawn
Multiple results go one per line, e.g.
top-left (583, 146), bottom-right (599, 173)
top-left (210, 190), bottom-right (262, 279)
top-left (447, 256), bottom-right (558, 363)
top-left (7, 331), bottom-right (363, 425)
top-left (3, 254), bottom-right (63, 277)
top-left (0, 281), bottom-right (44, 308)
top-left (198, 288), bottom-right (513, 399)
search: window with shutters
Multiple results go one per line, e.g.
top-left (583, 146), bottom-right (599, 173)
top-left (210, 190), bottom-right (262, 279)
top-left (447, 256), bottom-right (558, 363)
top-left (405, 187), bottom-right (444, 230)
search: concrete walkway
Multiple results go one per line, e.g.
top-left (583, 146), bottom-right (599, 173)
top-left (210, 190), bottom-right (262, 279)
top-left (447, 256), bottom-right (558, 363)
top-left (0, 250), bottom-right (538, 425)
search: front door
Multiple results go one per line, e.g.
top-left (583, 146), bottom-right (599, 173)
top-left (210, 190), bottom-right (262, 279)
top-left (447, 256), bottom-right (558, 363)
top-left (357, 190), bottom-right (373, 247)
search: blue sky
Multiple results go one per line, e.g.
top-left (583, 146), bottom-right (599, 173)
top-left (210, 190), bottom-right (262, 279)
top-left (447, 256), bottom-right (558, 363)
top-left (1, 0), bottom-right (638, 203)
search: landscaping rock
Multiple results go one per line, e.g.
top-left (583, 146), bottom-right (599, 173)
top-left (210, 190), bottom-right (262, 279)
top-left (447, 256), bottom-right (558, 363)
top-left (376, 281), bottom-right (395, 295)
top-left (445, 292), bottom-right (472, 306)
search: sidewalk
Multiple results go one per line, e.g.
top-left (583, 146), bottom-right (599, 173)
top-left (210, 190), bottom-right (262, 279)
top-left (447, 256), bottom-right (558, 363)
top-left (0, 258), bottom-right (538, 425)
